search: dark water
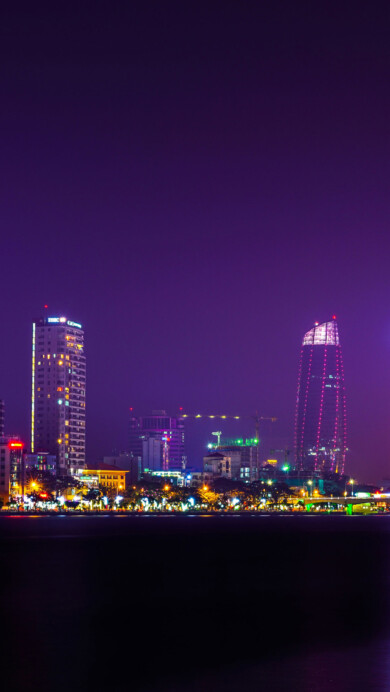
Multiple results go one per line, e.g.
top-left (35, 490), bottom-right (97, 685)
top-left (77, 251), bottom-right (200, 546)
top-left (1, 515), bottom-right (390, 691)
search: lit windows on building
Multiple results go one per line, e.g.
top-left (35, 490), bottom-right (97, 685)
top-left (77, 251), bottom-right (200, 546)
top-left (294, 318), bottom-right (347, 476)
top-left (0, 440), bottom-right (24, 503)
top-left (81, 464), bottom-right (128, 493)
top-left (31, 315), bottom-right (86, 475)
top-left (203, 452), bottom-right (231, 479)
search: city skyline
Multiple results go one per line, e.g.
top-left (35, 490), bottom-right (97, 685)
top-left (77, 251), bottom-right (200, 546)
top-left (1, 4), bottom-right (389, 482)
top-left (1, 6), bottom-right (388, 692)
top-left (0, 307), bottom-right (381, 483)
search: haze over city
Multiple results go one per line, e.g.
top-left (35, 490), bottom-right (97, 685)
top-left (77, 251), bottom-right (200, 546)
top-left (1, 3), bottom-right (389, 482)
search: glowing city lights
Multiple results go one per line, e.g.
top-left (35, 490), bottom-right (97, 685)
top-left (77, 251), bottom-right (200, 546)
top-left (295, 319), bottom-right (346, 476)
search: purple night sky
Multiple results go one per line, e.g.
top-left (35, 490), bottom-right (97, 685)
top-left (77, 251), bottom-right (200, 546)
top-left (1, 3), bottom-right (389, 481)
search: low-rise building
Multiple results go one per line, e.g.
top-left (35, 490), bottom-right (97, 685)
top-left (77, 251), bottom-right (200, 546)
top-left (0, 439), bottom-right (24, 503)
top-left (145, 470), bottom-right (186, 487)
top-left (83, 463), bottom-right (128, 494)
top-left (103, 452), bottom-right (141, 483)
top-left (214, 440), bottom-right (259, 482)
top-left (24, 452), bottom-right (57, 475)
top-left (77, 471), bottom-right (100, 489)
top-left (189, 472), bottom-right (214, 488)
top-left (203, 452), bottom-right (231, 478)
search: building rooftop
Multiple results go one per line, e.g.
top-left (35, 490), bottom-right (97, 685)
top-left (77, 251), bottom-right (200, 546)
top-left (302, 319), bottom-right (339, 346)
top-left (87, 463), bottom-right (128, 472)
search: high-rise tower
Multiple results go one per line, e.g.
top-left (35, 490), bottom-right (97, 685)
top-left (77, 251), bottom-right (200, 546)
top-left (31, 315), bottom-right (86, 475)
top-left (294, 318), bottom-right (346, 476)
top-left (129, 410), bottom-right (186, 471)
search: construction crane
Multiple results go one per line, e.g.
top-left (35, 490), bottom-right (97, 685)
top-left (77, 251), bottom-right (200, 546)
top-left (211, 431), bottom-right (223, 446)
top-left (180, 411), bottom-right (277, 448)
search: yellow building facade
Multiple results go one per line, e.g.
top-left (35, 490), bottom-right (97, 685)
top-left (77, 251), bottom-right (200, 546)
top-left (84, 464), bottom-right (128, 494)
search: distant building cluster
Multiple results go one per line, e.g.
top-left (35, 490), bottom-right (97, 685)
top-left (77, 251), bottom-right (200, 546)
top-left (129, 410), bottom-right (186, 471)
top-left (0, 314), bottom-right (349, 505)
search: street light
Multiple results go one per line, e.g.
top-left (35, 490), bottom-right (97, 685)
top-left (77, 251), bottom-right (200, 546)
top-left (307, 480), bottom-right (313, 497)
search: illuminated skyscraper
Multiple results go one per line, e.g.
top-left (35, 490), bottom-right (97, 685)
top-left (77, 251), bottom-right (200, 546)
top-left (31, 316), bottom-right (86, 475)
top-left (294, 318), bottom-right (346, 475)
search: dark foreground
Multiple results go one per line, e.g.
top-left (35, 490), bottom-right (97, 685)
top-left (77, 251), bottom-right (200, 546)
top-left (1, 515), bottom-right (389, 692)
